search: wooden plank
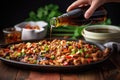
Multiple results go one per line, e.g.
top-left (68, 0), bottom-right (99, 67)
top-left (110, 52), bottom-right (120, 69)
top-left (15, 70), bottom-right (30, 80)
top-left (100, 60), bottom-right (117, 80)
top-left (77, 60), bottom-right (116, 80)
top-left (78, 69), bottom-right (104, 80)
top-left (109, 52), bottom-right (120, 80)
top-left (27, 71), bottom-right (60, 80)
top-left (0, 61), bottom-right (18, 80)
top-left (61, 74), bottom-right (79, 80)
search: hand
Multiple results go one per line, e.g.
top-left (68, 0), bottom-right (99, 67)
top-left (67, 0), bottom-right (107, 19)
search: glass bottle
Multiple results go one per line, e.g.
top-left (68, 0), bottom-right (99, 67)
top-left (50, 6), bottom-right (107, 27)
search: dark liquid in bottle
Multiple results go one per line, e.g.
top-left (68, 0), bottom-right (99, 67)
top-left (50, 6), bottom-right (107, 27)
top-left (56, 16), bottom-right (106, 27)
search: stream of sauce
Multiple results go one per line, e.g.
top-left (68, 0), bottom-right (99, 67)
top-left (50, 25), bottom-right (54, 41)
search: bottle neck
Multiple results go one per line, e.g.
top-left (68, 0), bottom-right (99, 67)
top-left (50, 17), bottom-right (59, 27)
top-left (50, 8), bottom-right (85, 27)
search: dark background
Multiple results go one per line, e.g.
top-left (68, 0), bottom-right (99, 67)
top-left (0, 0), bottom-right (120, 30)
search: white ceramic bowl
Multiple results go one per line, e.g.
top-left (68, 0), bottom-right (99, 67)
top-left (82, 25), bottom-right (120, 44)
top-left (14, 21), bottom-right (48, 40)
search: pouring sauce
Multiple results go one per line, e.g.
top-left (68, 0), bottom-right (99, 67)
top-left (50, 25), bottom-right (54, 41)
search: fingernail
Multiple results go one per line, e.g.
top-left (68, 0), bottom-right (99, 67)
top-left (84, 14), bottom-right (89, 19)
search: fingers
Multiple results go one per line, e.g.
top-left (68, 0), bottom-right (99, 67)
top-left (67, 0), bottom-right (105, 19)
top-left (67, 0), bottom-right (88, 12)
top-left (84, 0), bottom-right (101, 19)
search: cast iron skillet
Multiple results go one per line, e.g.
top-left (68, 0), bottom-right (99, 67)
top-left (0, 39), bottom-right (112, 73)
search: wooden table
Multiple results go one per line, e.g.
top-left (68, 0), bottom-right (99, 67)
top-left (0, 32), bottom-right (120, 80)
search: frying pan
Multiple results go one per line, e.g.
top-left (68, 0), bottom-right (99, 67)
top-left (0, 39), bottom-right (112, 72)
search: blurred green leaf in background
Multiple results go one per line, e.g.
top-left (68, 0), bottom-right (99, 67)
top-left (25, 4), bottom-right (62, 26)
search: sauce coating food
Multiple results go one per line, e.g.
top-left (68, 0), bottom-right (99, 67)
top-left (0, 39), bottom-right (110, 66)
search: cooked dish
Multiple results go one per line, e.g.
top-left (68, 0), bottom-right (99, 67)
top-left (24, 24), bottom-right (40, 30)
top-left (3, 28), bottom-right (21, 44)
top-left (0, 39), bottom-right (110, 66)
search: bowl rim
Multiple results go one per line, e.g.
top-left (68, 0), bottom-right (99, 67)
top-left (84, 25), bottom-right (120, 34)
top-left (81, 30), bottom-right (120, 40)
top-left (14, 21), bottom-right (48, 31)
top-left (83, 25), bottom-right (120, 38)
top-left (22, 27), bottom-right (45, 32)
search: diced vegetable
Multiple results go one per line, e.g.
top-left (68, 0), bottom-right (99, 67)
top-left (0, 39), bottom-right (110, 66)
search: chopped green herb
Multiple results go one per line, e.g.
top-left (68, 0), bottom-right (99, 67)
top-left (51, 55), bottom-right (55, 60)
top-left (85, 54), bottom-right (90, 58)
